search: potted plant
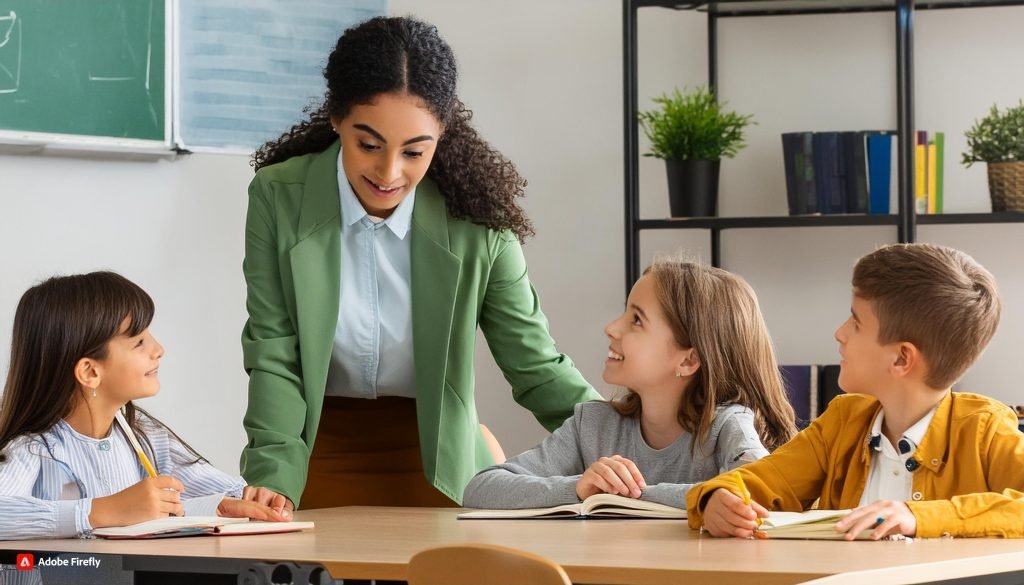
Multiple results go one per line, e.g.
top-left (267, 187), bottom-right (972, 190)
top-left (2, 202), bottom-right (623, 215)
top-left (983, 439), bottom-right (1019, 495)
top-left (962, 99), bottom-right (1024, 212)
top-left (638, 86), bottom-right (754, 217)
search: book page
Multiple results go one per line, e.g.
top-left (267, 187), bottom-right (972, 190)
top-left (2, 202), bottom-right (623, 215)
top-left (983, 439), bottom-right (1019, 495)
top-left (215, 521), bottom-right (315, 535)
top-left (582, 494), bottom-right (686, 518)
top-left (93, 516), bottom-right (249, 537)
top-left (457, 503), bottom-right (584, 519)
top-left (761, 509), bottom-right (848, 529)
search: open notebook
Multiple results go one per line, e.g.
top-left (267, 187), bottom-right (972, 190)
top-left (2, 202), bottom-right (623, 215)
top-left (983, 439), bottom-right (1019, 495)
top-left (758, 509), bottom-right (872, 540)
top-left (458, 493), bottom-right (685, 520)
top-left (93, 516), bottom-right (315, 539)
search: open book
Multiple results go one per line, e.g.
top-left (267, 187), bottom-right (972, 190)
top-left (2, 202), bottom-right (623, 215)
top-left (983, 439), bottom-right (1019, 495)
top-left (759, 509), bottom-right (872, 540)
top-left (458, 493), bottom-right (685, 520)
top-left (93, 516), bottom-right (315, 539)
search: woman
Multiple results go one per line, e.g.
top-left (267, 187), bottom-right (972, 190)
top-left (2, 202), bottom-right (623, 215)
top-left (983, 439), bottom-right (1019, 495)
top-left (239, 16), bottom-right (600, 512)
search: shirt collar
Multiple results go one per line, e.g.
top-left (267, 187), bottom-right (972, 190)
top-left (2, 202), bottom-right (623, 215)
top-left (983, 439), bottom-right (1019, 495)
top-left (868, 404), bottom-right (938, 455)
top-left (336, 148), bottom-right (416, 239)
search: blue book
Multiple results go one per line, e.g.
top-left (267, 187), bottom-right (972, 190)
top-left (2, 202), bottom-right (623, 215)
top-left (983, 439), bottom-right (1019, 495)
top-left (866, 132), bottom-right (895, 215)
top-left (813, 133), bottom-right (845, 214)
top-left (779, 365), bottom-right (815, 429)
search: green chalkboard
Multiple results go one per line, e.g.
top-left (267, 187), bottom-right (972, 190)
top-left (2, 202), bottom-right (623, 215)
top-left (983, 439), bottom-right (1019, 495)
top-left (0, 0), bottom-right (166, 142)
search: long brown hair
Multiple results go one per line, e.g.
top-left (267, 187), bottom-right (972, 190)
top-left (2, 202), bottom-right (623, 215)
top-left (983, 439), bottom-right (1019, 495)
top-left (0, 272), bottom-right (204, 466)
top-left (252, 16), bottom-right (534, 242)
top-left (611, 260), bottom-right (797, 451)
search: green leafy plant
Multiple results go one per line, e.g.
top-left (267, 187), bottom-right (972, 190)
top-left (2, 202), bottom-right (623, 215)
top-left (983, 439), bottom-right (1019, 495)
top-left (638, 86), bottom-right (754, 161)
top-left (962, 100), bottom-right (1024, 167)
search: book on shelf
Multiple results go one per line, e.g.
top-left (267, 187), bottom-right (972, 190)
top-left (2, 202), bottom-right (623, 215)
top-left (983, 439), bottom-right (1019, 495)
top-left (457, 493), bottom-right (686, 520)
top-left (92, 516), bottom-right (315, 539)
top-left (782, 132), bottom-right (817, 215)
top-left (915, 131), bottom-right (928, 213)
top-left (842, 131), bottom-right (869, 214)
top-left (813, 132), bottom-right (847, 214)
top-left (818, 364), bottom-right (844, 416)
top-left (759, 509), bottom-right (872, 540)
top-left (866, 130), bottom-right (896, 215)
top-left (780, 364), bottom-right (842, 422)
top-left (780, 365), bottom-right (817, 429)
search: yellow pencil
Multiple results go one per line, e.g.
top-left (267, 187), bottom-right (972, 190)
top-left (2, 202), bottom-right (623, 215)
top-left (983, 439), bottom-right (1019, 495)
top-left (114, 410), bottom-right (158, 478)
top-left (733, 471), bottom-right (762, 528)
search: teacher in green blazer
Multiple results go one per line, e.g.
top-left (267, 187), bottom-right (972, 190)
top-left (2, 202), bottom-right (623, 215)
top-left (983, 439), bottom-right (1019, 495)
top-left (238, 16), bottom-right (601, 512)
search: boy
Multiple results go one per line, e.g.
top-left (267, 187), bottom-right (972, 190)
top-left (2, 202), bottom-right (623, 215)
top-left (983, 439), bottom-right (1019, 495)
top-left (688, 243), bottom-right (1024, 539)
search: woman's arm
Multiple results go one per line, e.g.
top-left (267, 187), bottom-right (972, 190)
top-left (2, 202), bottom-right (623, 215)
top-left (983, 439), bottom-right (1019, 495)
top-left (239, 173), bottom-right (309, 506)
top-left (478, 233), bottom-right (602, 431)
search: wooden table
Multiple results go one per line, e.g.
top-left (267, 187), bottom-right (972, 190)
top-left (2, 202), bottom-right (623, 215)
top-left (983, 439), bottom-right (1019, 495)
top-left (4, 506), bottom-right (1024, 584)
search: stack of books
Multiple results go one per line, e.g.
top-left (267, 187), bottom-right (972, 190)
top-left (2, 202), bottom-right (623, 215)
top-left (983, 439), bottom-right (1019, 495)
top-left (779, 365), bottom-right (843, 429)
top-left (781, 131), bottom-right (944, 216)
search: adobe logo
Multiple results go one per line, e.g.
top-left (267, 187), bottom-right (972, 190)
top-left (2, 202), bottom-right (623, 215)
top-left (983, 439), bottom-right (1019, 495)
top-left (16, 553), bottom-right (34, 570)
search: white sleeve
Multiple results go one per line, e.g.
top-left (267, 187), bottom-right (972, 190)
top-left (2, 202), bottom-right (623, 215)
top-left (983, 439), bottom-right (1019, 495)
top-left (0, 437), bottom-right (93, 539)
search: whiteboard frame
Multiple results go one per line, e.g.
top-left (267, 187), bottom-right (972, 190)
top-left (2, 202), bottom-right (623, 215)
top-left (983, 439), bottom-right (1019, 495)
top-left (0, 0), bottom-right (177, 157)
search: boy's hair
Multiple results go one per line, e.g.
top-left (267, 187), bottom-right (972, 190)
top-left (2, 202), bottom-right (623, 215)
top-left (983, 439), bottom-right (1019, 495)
top-left (612, 260), bottom-right (797, 451)
top-left (0, 272), bottom-right (205, 466)
top-left (852, 243), bottom-right (1000, 389)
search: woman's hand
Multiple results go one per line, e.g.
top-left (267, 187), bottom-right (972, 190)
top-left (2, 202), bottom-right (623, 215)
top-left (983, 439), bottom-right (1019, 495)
top-left (701, 488), bottom-right (768, 538)
top-left (242, 485), bottom-right (294, 515)
top-left (218, 497), bottom-right (292, 522)
top-left (835, 500), bottom-right (917, 540)
top-left (89, 476), bottom-right (185, 528)
top-left (576, 455), bottom-right (646, 500)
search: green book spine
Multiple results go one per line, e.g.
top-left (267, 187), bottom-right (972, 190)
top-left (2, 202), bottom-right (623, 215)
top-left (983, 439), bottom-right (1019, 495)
top-left (935, 132), bottom-right (945, 214)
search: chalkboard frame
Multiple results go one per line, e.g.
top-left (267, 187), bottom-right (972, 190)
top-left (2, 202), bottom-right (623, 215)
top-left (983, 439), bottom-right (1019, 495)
top-left (0, 0), bottom-right (175, 157)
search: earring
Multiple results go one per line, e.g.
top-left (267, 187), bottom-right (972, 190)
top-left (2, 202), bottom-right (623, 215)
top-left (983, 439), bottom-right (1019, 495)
top-left (91, 389), bottom-right (97, 398)
top-left (675, 372), bottom-right (683, 378)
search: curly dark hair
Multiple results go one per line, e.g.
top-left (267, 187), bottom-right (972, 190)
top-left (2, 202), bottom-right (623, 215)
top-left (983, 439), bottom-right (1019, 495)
top-left (251, 16), bottom-right (534, 242)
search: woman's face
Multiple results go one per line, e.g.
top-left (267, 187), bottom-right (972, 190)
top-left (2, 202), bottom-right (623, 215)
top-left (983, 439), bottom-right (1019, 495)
top-left (334, 92), bottom-right (443, 218)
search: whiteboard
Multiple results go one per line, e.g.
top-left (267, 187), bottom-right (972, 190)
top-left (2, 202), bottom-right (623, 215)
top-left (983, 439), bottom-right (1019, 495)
top-left (174, 0), bottom-right (387, 154)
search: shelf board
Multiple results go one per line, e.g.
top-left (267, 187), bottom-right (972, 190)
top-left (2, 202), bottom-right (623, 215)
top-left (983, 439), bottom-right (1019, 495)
top-left (632, 0), bottom-right (1024, 16)
top-left (917, 212), bottom-right (1024, 224)
top-left (637, 214), bottom-right (898, 230)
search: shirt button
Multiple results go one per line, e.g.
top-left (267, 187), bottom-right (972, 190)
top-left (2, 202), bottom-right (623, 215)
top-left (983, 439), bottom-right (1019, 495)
top-left (912, 491), bottom-right (923, 501)
top-left (98, 441), bottom-right (111, 452)
top-left (931, 458), bottom-right (940, 466)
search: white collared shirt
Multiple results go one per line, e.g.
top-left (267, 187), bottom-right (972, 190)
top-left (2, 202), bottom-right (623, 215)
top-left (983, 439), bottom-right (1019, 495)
top-left (858, 405), bottom-right (937, 506)
top-left (324, 149), bottom-right (417, 399)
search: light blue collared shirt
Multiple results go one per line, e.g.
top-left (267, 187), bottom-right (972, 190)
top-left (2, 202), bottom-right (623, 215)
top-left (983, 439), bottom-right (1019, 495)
top-left (0, 415), bottom-right (246, 540)
top-left (324, 150), bottom-right (417, 399)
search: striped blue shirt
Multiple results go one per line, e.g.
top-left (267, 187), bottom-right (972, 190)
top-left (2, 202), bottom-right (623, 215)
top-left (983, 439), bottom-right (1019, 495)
top-left (0, 414), bottom-right (245, 540)
top-left (324, 148), bottom-right (417, 399)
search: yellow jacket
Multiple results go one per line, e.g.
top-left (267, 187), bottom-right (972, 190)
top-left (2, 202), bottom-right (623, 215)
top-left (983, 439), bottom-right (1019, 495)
top-left (686, 392), bottom-right (1024, 538)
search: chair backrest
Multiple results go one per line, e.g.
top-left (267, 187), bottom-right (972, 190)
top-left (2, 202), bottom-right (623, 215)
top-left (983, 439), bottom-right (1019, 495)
top-left (407, 543), bottom-right (572, 585)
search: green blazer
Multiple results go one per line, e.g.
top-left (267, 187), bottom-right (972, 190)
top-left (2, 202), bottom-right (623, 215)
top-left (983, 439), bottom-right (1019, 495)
top-left (239, 141), bottom-right (601, 507)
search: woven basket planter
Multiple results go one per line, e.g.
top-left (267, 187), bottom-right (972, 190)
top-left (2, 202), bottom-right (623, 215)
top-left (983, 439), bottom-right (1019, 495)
top-left (987, 161), bottom-right (1024, 212)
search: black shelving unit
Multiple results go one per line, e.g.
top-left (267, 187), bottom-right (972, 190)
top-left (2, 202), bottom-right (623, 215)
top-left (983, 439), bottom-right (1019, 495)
top-left (623, 0), bottom-right (1024, 295)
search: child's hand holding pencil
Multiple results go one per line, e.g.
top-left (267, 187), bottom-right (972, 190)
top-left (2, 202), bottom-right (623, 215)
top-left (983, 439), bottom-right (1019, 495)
top-left (699, 472), bottom-right (769, 538)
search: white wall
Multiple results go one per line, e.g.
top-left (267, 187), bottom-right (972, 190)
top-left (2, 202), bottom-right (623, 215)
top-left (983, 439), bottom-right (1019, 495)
top-left (2, 1), bottom-right (1023, 472)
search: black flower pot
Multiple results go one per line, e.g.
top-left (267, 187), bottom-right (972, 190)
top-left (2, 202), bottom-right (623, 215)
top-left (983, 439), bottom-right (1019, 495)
top-left (665, 159), bottom-right (720, 217)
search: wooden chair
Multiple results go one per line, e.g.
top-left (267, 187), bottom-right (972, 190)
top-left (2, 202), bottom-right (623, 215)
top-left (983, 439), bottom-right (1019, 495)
top-left (479, 423), bottom-right (507, 464)
top-left (406, 544), bottom-right (572, 585)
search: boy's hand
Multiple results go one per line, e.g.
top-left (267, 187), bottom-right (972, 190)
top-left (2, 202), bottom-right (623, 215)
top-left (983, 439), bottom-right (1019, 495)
top-left (218, 497), bottom-right (292, 522)
top-left (701, 487), bottom-right (768, 538)
top-left (242, 486), bottom-right (294, 515)
top-left (835, 500), bottom-right (916, 540)
top-left (89, 476), bottom-right (185, 528)
top-left (576, 455), bottom-right (647, 500)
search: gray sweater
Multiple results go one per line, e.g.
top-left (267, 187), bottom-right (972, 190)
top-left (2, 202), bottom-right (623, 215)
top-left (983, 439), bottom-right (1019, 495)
top-left (463, 400), bottom-right (768, 510)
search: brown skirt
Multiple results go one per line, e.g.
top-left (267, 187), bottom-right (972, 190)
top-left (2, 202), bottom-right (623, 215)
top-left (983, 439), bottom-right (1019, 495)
top-left (300, 396), bottom-right (457, 509)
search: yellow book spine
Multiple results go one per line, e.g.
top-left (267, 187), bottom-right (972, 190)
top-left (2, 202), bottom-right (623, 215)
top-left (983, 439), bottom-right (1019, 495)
top-left (915, 143), bottom-right (927, 214)
top-left (927, 143), bottom-right (937, 215)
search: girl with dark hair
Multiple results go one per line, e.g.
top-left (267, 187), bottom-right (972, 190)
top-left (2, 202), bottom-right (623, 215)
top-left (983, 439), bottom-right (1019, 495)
top-left (0, 272), bottom-right (289, 540)
top-left (240, 15), bottom-right (600, 512)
